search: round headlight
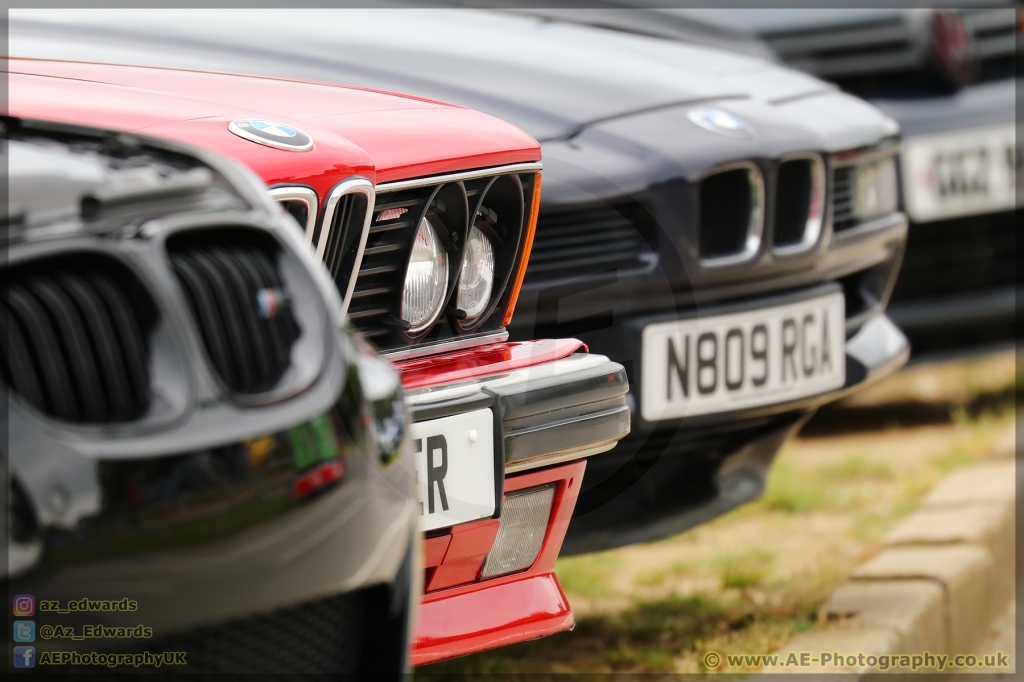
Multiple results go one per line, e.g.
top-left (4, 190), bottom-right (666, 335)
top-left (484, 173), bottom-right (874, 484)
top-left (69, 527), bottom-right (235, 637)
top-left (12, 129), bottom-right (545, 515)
top-left (401, 216), bottom-right (448, 333)
top-left (457, 225), bottom-right (496, 323)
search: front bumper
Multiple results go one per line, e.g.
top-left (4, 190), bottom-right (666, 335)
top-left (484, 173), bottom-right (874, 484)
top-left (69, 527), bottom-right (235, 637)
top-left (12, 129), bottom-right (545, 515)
top-left (397, 339), bottom-right (630, 474)
top-left (563, 312), bottom-right (909, 555)
top-left (393, 340), bottom-right (629, 665)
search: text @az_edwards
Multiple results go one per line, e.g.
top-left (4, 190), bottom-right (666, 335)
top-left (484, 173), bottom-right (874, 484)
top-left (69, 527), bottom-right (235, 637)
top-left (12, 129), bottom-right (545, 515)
top-left (703, 650), bottom-right (1011, 671)
top-left (39, 624), bottom-right (153, 640)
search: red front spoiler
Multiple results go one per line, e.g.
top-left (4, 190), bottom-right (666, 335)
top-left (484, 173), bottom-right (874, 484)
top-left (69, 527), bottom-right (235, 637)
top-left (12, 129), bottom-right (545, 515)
top-left (410, 461), bottom-right (585, 666)
top-left (394, 340), bottom-right (598, 665)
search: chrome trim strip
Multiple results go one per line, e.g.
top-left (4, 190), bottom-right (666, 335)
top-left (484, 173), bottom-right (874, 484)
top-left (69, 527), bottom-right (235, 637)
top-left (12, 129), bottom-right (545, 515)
top-left (268, 186), bottom-right (319, 241)
top-left (504, 437), bottom-right (622, 474)
top-left (381, 328), bottom-right (509, 362)
top-left (699, 161), bottom-right (765, 268)
top-left (774, 152), bottom-right (827, 256)
top-left (319, 177), bottom-right (375, 319)
top-left (374, 162), bottom-right (543, 193)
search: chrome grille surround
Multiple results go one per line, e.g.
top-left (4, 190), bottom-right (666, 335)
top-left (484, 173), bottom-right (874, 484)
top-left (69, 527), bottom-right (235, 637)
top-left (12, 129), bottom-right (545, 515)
top-left (698, 161), bottom-right (765, 266)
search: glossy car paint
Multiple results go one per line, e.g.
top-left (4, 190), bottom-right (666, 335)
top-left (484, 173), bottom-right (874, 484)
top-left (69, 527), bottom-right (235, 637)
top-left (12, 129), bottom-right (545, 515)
top-left (6, 7), bottom-right (905, 557)
top-left (5, 122), bottom-right (418, 674)
top-left (6, 58), bottom-right (540, 190)
top-left (6, 56), bottom-right (635, 662)
top-left (395, 339), bottom-right (586, 389)
top-left (7, 9), bottom-right (911, 556)
top-left (630, 5), bottom-right (1021, 354)
top-left (413, 461), bottom-right (585, 665)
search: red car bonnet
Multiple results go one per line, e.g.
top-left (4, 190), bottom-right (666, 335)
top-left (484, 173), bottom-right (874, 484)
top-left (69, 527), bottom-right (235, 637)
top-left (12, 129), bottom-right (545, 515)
top-left (7, 58), bottom-right (541, 194)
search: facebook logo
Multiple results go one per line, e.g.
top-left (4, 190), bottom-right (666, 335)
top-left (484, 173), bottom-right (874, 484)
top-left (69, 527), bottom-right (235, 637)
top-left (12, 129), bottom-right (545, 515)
top-left (13, 646), bottom-right (35, 668)
top-left (14, 620), bottom-right (35, 642)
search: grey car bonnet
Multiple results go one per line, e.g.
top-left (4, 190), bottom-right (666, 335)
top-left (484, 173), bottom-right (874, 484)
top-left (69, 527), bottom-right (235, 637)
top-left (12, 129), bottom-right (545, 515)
top-left (10, 8), bottom-right (829, 142)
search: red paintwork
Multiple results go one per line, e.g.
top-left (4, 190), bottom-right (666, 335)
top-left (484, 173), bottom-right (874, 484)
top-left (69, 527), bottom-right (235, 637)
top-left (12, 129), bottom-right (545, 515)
top-left (426, 518), bottom-right (501, 592)
top-left (413, 460), bottom-right (586, 666)
top-left (395, 339), bottom-right (587, 389)
top-left (7, 58), bottom-right (540, 193)
top-left (424, 535), bottom-right (453, 569)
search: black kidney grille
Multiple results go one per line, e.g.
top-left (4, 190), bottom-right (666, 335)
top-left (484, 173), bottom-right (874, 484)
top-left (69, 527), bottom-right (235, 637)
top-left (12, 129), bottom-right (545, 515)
top-left (317, 193), bottom-right (370, 297)
top-left (700, 169), bottom-right (753, 259)
top-left (831, 167), bottom-right (856, 232)
top-left (525, 201), bottom-right (657, 286)
top-left (0, 259), bottom-right (152, 423)
top-left (278, 199), bottom-right (310, 236)
top-left (170, 235), bottom-right (299, 394)
top-left (774, 160), bottom-right (813, 247)
top-left (347, 188), bottom-right (433, 340)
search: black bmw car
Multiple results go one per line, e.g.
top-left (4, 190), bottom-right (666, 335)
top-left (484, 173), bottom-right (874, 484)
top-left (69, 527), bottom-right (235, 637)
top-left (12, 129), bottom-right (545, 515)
top-left (3, 118), bottom-right (417, 674)
top-left (10, 8), bottom-right (912, 555)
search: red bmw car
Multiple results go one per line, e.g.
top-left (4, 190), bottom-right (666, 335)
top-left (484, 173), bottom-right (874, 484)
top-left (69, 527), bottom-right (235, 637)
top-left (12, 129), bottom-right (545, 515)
top-left (8, 59), bottom-right (631, 666)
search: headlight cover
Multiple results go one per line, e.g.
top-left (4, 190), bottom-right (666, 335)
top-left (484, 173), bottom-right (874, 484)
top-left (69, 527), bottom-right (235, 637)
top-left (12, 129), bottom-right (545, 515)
top-left (402, 216), bottom-right (448, 333)
top-left (853, 157), bottom-right (898, 223)
top-left (457, 225), bottom-right (496, 322)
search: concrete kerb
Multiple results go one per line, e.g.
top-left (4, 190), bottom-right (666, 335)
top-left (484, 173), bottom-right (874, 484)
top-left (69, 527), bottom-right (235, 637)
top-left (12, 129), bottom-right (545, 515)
top-left (763, 449), bottom-right (1016, 675)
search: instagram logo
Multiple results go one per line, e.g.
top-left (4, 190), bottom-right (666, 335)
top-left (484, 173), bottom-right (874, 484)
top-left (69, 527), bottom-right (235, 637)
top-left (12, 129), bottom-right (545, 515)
top-left (13, 595), bottom-right (35, 617)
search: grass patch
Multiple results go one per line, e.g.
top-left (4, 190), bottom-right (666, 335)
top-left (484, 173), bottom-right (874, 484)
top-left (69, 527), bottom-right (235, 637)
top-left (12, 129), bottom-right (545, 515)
top-left (634, 560), bottom-right (692, 588)
top-left (556, 552), bottom-right (619, 598)
top-left (819, 454), bottom-right (895, 482)
top-left (715, 548), bottom-right (777, 588)
top-left (757, 460), bottom-right (830, 513)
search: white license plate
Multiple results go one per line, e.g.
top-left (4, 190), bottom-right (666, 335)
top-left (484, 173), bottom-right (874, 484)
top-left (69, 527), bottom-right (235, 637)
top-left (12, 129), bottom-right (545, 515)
top-left (902, 124), bottom-right (1017, 223)
top-left (412, 408), bottom-right (497, 532)
top-left (641, 292), bottom-right (845, 421)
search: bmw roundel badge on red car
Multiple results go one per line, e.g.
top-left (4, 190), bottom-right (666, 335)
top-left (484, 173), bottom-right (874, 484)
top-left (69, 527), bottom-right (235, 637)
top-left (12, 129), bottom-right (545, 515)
top-left (228, 118), bottom-right (313, 151)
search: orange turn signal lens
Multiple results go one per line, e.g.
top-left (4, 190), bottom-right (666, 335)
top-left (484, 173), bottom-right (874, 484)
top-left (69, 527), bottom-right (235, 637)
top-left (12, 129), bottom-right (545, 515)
top-left (502, 173), bottom-right (542, 327)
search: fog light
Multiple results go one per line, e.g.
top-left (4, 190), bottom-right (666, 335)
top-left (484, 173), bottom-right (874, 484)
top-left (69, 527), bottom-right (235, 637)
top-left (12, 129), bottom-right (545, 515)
top-left (480, 484), bottom-right (555, 579)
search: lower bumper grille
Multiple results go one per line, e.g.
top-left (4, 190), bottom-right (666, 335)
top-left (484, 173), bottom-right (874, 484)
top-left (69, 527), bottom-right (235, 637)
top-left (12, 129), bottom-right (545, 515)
top-left (892, 209), bottom-right (1020, 302)
top-left (524, 200), bottom-right (657, 286)
top-left (144, 592), bottom-right (364, 674)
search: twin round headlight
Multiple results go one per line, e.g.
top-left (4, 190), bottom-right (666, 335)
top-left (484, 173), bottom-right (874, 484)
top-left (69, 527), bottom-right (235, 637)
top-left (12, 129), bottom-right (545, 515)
top-left (401, 217), bottom-right (496, 332)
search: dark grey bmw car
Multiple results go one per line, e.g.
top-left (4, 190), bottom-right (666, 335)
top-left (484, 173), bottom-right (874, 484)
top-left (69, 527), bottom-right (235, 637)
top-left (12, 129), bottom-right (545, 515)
top-left (10, 8), bottom-right (912, 554)
top-left (3, 117), bottom-right (417, 674)
top-left (567, 3), bottom-right (1020, 355)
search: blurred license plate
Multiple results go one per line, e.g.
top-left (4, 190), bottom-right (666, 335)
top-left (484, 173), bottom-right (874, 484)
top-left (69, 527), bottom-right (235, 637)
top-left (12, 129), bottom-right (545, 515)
top-left (641, 292), bottom-right (845, 421)
top-left (902, 124), bottom-right (1017, 222)
top-left (412, 408), bottom-right (497, 532)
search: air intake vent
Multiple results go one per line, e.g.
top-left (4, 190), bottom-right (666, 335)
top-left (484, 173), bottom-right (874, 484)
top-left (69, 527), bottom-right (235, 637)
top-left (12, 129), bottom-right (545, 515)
top-left (1, 256), bottom-right (155, 423)
top-left (348, 186), bottom-right (435, 341)
top-left (169, 230), bottom-right (299, 394)
top-left (279, 200), bottom-right (311, 235)
top-left (314, 192), bottom-right (370, 297)
top-left (831, 167), bottom-right (856, 232)
top-left (699, 166), bottom-right (762, 261)
top-left (525, 201), bottom-right (657, 286)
